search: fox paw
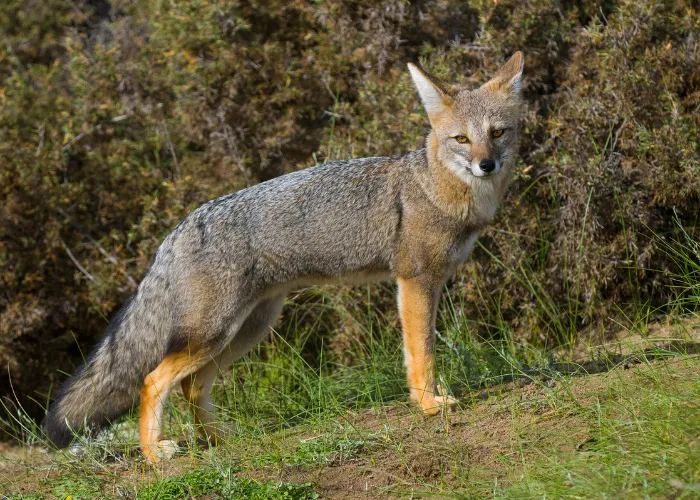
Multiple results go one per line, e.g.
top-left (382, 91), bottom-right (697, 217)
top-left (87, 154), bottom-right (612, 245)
top-left (142, 439), bottom-right (179, 463)
top-left (418, 394), bottom-right (458, 416)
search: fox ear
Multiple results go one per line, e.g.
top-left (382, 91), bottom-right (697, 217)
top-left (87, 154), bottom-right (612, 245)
top-left (408, 63), bottom-right (453, 121)
top-left (482, 51), bottom-right (525, 96)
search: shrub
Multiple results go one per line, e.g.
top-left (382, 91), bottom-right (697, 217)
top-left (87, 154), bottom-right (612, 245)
top-left (0, 0), bottom-right (697, 426)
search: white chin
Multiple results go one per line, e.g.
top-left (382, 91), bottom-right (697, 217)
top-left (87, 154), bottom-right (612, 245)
top-left (471, 170), bottom-right (497, 178)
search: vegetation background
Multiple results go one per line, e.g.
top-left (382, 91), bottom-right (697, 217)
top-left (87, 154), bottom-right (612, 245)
top-left (1, 0), bottom-right (698, 427)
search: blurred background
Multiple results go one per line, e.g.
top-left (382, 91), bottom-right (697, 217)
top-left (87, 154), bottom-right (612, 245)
top-left (1, 0), bottom-right (698, 427)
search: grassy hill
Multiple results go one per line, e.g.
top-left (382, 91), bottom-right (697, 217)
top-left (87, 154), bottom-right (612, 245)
top-left (2, 0), bottom-right (699, 420)
top-left (1, 324), bottom-right (698, 498)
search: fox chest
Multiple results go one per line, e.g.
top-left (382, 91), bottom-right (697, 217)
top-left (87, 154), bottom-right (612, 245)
top-left (395, 227), bottom-right (480, 279)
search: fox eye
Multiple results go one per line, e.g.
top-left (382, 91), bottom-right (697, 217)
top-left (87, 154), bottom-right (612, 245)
top-left (455, 135), bottom-right (470, 144)
top-left (492, 129), bottom-right (505, 138)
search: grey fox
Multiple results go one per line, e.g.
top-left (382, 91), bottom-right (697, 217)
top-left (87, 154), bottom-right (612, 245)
top-left (44, 52), bottom-right (525, 462)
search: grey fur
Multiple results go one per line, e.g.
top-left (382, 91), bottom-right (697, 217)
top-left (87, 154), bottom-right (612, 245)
top-left (43, 53), bottom-right (525, 449)
top-left (45, 151), bottom-right (477, 443)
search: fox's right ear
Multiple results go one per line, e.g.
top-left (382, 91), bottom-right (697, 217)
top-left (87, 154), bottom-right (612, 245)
top-left (408, 63), bottom-right (453, 123)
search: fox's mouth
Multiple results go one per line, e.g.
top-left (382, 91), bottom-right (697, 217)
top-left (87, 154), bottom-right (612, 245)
top-left (468, 168), bottom-right (499, 178)
top-left (447, 159), bottom-right (500, 184)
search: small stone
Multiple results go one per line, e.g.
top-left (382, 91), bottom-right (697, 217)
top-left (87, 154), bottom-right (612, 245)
top-left (69, 444), bottom-right (85, 457)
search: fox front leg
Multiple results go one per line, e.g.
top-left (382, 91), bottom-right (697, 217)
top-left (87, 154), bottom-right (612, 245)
top-left (396, 276), bottom-right (457, 415)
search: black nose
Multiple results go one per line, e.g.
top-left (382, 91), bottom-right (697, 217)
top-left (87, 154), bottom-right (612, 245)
top-left (479, 159), bottom-right (496, 173)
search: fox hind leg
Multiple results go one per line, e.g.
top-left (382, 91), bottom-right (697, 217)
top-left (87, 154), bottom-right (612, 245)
top-left (180, 352), bottom-right (233, 445)
top-left (139, 349), bottom-right (212, 463)
top-left (180, 295), bottom-right (285, 444)
top-left (139, 301), bottom-right (255, 462)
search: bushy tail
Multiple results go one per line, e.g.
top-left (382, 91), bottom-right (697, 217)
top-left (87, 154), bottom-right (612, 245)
top-left (42, 295), bottom-right (166, 447)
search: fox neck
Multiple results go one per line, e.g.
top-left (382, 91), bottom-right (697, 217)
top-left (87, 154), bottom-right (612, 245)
top-left (423, 131), bottom-right (510, 226)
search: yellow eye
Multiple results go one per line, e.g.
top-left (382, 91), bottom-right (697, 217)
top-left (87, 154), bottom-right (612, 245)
top-left (492, 129), bottom-right (504, 138)
top-left (455, 135), bottom-right (470, 144)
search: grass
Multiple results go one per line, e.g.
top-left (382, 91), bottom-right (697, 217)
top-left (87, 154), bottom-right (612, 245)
top-left (136, 469), bottom-right (318, 500)
top-left (1, 221), bottom-right (698, 499)
top-left (2, 311), bottom-right (698, 498)
top-left (249, 436), bottom-right (369, 467)
top-left (498, 357), bottom-right (699, 498)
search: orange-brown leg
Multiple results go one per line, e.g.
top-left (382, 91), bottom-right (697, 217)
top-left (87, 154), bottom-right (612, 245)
top-left (181, 350), bottom-right (234, 445)
top-left (397, 276), bottom-right (456, 415)
top-left (140, 350), bottom-right (208, 463)
top-left (180, 295), bottom-right (285, 444)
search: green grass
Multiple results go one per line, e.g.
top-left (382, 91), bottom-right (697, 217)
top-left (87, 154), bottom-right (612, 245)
top-left (3, 317), bottom-right (697, 498)
top-left (499, 359), bottom-right (700, 498)
top-left (250, 436), bottom-right (369, 467)
top-left (2, 229), bottom-right (698, 499)
top-left (136, 468), bottom-right (318, 500)
top-left (51, 475), bottom-right (104, 500)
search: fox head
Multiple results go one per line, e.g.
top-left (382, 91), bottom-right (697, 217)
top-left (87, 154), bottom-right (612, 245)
top-left (408, 52), bottom-right (524, 184)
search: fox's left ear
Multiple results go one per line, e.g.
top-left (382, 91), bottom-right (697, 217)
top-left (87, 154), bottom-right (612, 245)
top-left (482, 51), bottom-right (525, 96)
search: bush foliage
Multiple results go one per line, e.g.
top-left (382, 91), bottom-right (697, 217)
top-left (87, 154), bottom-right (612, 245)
top-left (1, 0), bottom-right (698, 421)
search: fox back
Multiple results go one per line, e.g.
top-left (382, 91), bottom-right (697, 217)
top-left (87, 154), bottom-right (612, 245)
top-left (43, 52), bottom-right (525, 461)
